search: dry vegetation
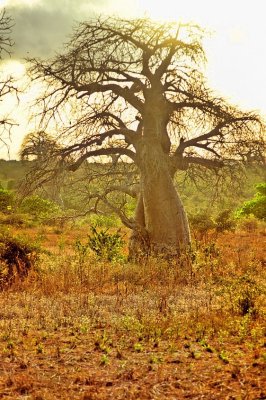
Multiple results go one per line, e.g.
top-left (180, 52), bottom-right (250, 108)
top-left (0, 224), bottom-right (265, 399)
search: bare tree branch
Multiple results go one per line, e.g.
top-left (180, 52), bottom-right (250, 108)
top-left (0, 9), bottom-right (14, 59)
top-left (68, 147), bottom-right (136, 171)
top-left (0, 10), bottom-right (18, 147)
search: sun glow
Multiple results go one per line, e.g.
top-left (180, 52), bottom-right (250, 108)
top-left (133, 0), bottom-right (266, 115)
top-left (0, 60), bottom-right (26, 78)
top-left (136, 0), bottom-right (218, 26)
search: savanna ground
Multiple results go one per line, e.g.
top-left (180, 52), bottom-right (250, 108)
top-left (0, 222), bottom-right (265, 400)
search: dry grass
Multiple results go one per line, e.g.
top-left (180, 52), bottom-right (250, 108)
top-left (0, 225), bottom-right (265, 399)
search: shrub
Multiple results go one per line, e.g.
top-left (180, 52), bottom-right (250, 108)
top-left (0, 188), bottom-right (14, 213)
top-left (88, 226), bottom-right (125, 261)
top-left (0, 213), bottom-right (27, 227)
top-left (236, 183), bottom-right (266, 220)
top-left (0, 232), bottom-right (39, 289)
top-left (189, 212), bottom-right (216, 239)
top-left (19, 195), bottom-right (60, 222)
top-left (226, 274), bottom-right (263, 316)
top-left (215, 209), bottom-right (236, 233)
top-left (88, 213), bottom-right (120, 228)
top-left (238, 215), bottom-right (259, 233)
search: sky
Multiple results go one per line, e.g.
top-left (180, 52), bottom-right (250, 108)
top-left (0, 0), bottom-right (265, 159)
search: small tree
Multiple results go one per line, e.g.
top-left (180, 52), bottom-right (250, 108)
top-left (20, 194), bottom-right (60, 222)
top-left (28, 17), bottom-right (264, 259)
top-left (20, 130), bottom-right (59, 161)
top-left (20, 131), bottom-right (66, 206)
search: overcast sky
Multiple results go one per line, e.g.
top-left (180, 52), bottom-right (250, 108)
top-left (2, 0), bottom-right (127, 58)
top-left (0, 0), bottom-right (265, 158)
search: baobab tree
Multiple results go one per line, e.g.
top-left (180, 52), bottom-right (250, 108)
top-left (29, 17), bottom-right (264, 258)
top-left (20, 130), bottom-right (59, 161)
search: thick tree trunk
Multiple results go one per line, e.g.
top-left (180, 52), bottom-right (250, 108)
top-left (129, 139), bottom-right (190, 260)
top-left (128, 194), bottom-right (150, 262)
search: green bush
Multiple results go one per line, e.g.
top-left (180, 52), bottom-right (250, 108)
top-left (88, 226), bottom-right (125, 261)
top-left (0, 188), bottom-right (14, 213)
top-left (236, 183), bottom-right (266, 220)
top-left (88, 213), bottom-right (120, 228)
top-left (19, 195), bottom-right (60, 222)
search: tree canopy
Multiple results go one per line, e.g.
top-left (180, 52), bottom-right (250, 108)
top-left (20, 130), bottom-right (60, 161)
top-left (30, 17), bottom-right (264, 168)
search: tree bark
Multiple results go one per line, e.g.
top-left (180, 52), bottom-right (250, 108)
top-left (129, 139), bottom-right (191, 260)
top-left (128, 193), bottom-right (150, 262)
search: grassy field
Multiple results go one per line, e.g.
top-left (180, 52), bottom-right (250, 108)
top-left (0, 224), bottom-right (265, 399)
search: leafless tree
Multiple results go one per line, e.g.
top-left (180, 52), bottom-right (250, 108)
top-left (28, 17), bottom-right (264, 259)
top-left (20, 130), bottom-right (59, 161)
top-left (0, 9), bottom-right (17, 150)
top-left (19, 130), bottom-right (67, 205)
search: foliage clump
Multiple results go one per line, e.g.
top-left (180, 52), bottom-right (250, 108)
top-left (189, 212), bottom-right (216, 238)
top-left (189, 209), bottom-right (237, 239)
top-left (215, 209), bottom-right (236, 233)
top-left (0, 188), bottom-right (14, 212)
top-left (88, 226), bottom-right (125, 261)
top-left (20, 195), bottom-right (61, 222)
top-left (236, 183), bottom-right (266, 220)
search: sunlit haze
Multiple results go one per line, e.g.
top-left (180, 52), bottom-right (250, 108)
top-left (0, 0), bottom-right (265, 158)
